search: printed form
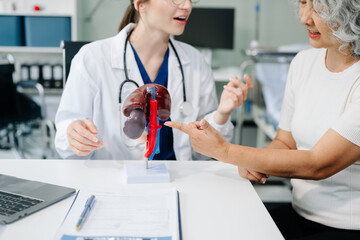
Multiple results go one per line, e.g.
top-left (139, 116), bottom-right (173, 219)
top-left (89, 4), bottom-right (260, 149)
top-left (56, 187), bottom-right (180, 240)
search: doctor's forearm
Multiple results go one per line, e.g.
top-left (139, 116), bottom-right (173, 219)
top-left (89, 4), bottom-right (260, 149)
top-left (218, 144), bottom-right (321, 179)
top-left (213, 111), bottom-right (231, 125)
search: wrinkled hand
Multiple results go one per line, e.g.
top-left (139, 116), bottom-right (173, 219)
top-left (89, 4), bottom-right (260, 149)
top-left (166, 119), bottom-right (270, 182)
top-left (238, 167), bottom-right (269, 184)
top-left (217, 75), bottom-right (253, 116)
top-left (67, 119), bottom-right (104, 156)
top-left (165, 119), bottom-right (229, 160)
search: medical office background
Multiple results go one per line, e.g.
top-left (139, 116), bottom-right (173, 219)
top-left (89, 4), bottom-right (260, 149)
top-left (0, 0), bottom-right (307, 162)
top-left (0, 0), bottom-right (309, 209)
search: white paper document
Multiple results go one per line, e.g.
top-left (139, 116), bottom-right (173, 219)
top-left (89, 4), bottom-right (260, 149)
top-left (56, 187), bottom-right (180, 240)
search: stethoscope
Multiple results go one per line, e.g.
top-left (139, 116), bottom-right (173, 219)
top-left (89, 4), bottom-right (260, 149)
top-left (118, 29), bottom-right (194, 116)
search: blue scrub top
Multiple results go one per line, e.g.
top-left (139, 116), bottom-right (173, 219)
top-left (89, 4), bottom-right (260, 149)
top-left (130, 43), bottom-right (176, 160)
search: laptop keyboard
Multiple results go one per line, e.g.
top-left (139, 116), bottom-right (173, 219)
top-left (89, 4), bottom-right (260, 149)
top-left (0, 191), bottom-right (44, 217)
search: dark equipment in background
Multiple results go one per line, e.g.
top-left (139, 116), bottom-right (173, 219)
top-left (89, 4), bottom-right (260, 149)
top-left (0, 54), bottom-right (49, 158)
top-left (175, 8), bottom-right (235, 49)
top-left (61, 41), bottom-right (90, 86)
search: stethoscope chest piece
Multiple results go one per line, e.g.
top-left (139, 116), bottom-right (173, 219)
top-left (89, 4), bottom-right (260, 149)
top-left (180, 101), bottom-right (193, 116)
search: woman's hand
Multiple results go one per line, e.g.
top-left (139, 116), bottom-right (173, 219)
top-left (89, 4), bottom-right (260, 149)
top-left (165, 119), bottom-right (230, 160)
top-left (166, 119), bottom-right (269, 183)
top-left (67, 119), bottom-right (104, 156)
top-left (238, 167), bottom-right (269, 184)
top-left (214, 75), bottom-right (253, 125)
top-left (137, 134), bottom-right (147, 143)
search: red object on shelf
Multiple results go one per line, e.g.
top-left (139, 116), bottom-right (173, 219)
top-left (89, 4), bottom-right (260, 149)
top-left (34, 5), bottom-right (41, 11)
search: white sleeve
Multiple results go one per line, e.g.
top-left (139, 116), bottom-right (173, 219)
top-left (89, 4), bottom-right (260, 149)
top-left (198, 59), bottom-right (234, 142)
top-left (332, 81), bottom-right (360, 146)
top-left (278, 58), bottom-right (296, 132)
top-left (55, 47), bottom-right (98, 159)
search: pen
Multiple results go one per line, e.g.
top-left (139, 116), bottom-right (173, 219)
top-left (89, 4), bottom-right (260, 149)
top-left (76, 195), bottom-right (95, 231)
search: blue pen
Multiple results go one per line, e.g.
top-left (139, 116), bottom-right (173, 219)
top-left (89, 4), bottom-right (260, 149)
top-left (75, 195), bottom-right (95, 231)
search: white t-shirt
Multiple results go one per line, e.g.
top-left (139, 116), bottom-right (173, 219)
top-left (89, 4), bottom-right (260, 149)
top-left (279, 48), bottom-right (360, 230)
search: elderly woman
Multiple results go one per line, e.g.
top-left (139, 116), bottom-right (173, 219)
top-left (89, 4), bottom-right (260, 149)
top-left (166, 0), bottom-right (360, 238)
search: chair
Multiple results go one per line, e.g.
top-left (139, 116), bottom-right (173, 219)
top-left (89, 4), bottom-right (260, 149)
top-left (0, 54), bottom-right (48, 158)
top-left (61, 41), bottom-right (90, 85)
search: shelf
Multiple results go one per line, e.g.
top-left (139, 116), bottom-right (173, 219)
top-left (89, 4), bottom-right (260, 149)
top-left (0, 46), bottom-right (62, 54)
top-left (244, 48), bottom-right (298, 58)
top-left (19, 88), bottom-right (63, 96)
top-left (0, 12), bottom-right (73, 17)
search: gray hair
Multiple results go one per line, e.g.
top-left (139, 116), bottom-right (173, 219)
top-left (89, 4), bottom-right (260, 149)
top-left (294, 0), bottom-right (360, 58)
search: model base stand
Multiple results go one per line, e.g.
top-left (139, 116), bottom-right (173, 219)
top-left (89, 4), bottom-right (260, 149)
top-left (124, 162), bottom-right (170, 184)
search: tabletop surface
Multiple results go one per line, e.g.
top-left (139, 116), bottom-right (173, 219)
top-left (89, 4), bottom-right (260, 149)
top-left (0, 159), bottom-right (283, 240)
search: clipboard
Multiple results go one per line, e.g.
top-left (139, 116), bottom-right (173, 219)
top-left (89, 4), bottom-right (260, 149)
top-left (55, 187), bottom-right (182, 240)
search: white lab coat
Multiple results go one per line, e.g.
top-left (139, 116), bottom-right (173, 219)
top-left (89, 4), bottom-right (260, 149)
top-left (55, 23), bottom-right (233, 160)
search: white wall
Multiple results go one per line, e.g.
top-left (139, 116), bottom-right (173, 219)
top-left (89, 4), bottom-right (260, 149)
top-left (77, 0), bottom-right (309, 67)
top-left (77, 0), bottom-right (128, 41)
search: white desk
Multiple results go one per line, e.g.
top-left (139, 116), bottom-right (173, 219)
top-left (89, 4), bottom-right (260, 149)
top-left (0, 160), bottom-right (283, 240)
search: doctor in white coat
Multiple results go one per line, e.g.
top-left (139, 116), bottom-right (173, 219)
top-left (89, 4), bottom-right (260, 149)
top-left (55, 0), bottom-right (252, 160)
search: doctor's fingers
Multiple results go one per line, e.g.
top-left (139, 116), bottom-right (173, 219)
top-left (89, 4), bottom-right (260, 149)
top-left (228, 75), bottom-right (253, 88)
top-left (69, 143), bottom-right (94, 157)
top-left (82, 119), bottom-right (98, 134)
top-left (238, 167), bottom-right (268, 184)
top-left (69, 121), bottom-right (99, 143)
top-left (69, 138), bottom-right (102, 153)
top-left (68, 129), bottom-right (104, 147)
top-left (243, 74), bottom-right (254, 89)
top-left (224, 87), bottom-right (244, 105)
top-left (230, 78), bottom-right (250, 101)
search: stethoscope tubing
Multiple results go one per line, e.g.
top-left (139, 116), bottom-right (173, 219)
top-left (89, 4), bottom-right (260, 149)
top-left (118, 29), bottom-right (186, 104)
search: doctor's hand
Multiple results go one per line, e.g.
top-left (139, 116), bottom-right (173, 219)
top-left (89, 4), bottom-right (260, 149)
top-left (67, 120), bottom-right (104, 156)
top-left (214, 75), bottom-right (253, 125)
top-left (165, 119), bottom-right (230, 161)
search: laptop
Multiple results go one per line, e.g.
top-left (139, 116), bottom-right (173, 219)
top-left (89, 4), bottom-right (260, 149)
top-left (0, 174), bottom-right (76, 224)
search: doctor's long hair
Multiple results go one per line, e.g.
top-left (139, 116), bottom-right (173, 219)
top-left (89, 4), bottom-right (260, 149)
top-left (118, 0), bottom-right (149, 32)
